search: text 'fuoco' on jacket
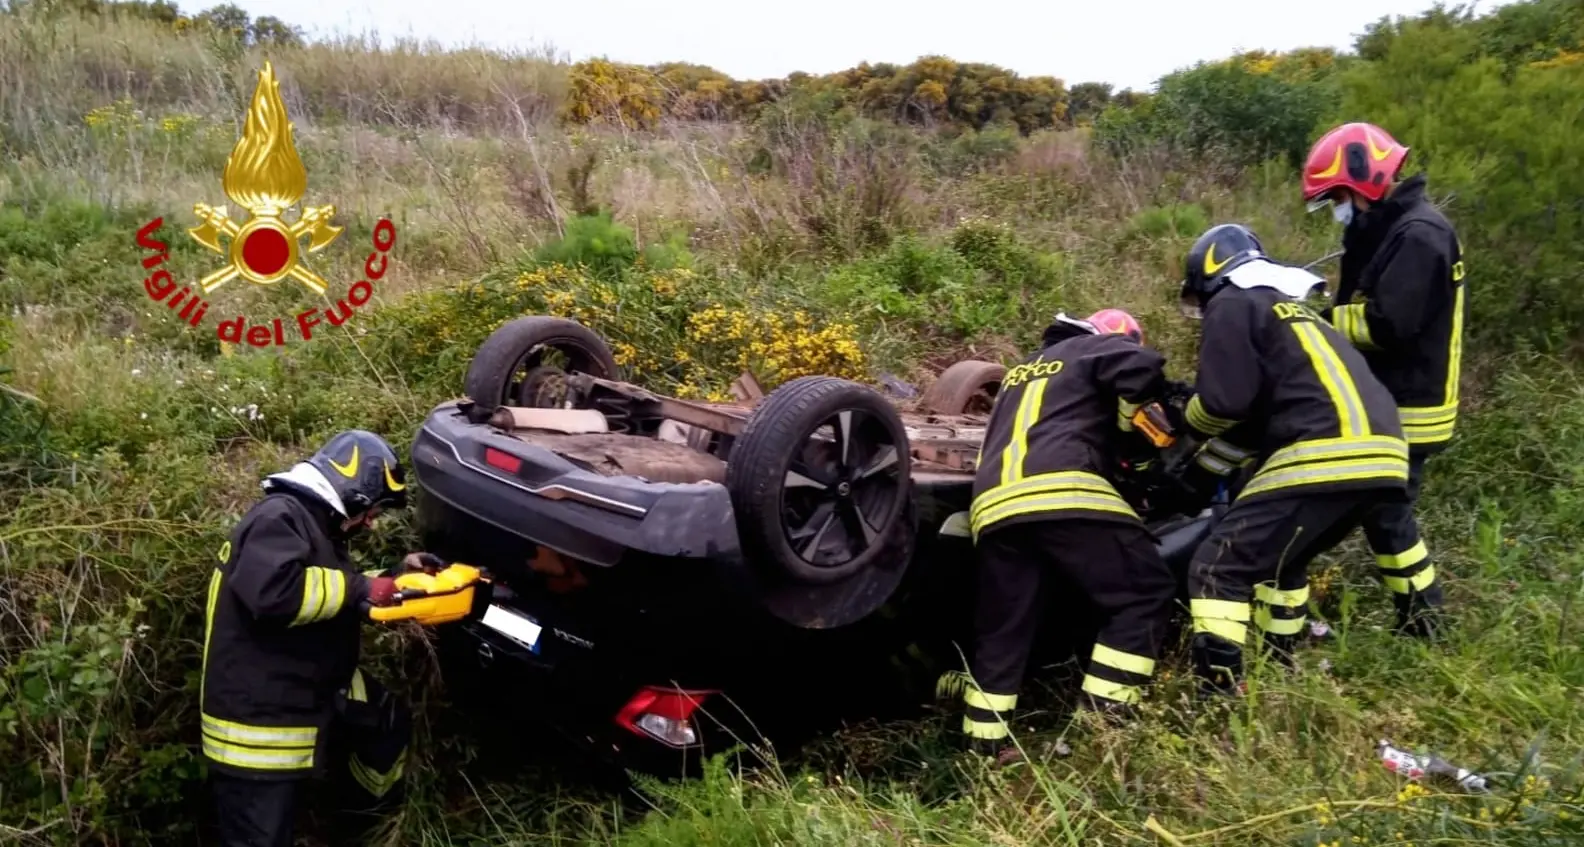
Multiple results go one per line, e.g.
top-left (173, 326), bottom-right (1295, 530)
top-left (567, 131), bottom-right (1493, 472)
top-left (970, 329), bottom-right (1168, 540)
top-left (1330, 173), bottom-right (1466, 452)
top-left (1184, 286), bottom-right (1410, 502)
top-left (201, 492), bottom-right (370, 779)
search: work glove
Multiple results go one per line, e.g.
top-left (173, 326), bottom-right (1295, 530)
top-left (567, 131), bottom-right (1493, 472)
top-left (364, 576), bottom-right (400, 607)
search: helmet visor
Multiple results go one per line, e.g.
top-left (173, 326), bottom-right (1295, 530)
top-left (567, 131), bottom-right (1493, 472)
top-left (1178, 284), bottom-right (1204, 320)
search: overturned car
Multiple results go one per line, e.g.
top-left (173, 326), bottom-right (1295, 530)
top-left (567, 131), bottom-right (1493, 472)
top-left (408, 316), bottom-right (1221, 778)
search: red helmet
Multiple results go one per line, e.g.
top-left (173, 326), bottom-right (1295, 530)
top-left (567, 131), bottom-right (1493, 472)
top-left (1084, 308), bottom-right (1144, 344)
top-left (1302, 122), bottom-right (1409, 205)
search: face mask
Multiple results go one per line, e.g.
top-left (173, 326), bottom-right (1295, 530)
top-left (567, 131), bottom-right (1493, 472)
top-left (1332, 201), bottom-right (1354, 227)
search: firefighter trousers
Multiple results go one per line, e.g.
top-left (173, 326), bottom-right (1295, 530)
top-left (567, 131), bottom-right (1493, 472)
top-left (1358, 453), bottom-right (1444, 635)
top-left (211, 668), bottom-right (411, 847)
top-left (1187, 492), bottom-right (1380, 692)
top-left (963, 520), bottom-right (1177, 743)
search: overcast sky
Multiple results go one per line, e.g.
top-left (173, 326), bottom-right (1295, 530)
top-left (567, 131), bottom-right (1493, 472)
top-left (223, 0), bottom-right (1513, 92)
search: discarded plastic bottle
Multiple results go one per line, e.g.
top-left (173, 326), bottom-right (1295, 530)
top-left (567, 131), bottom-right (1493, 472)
top-left (1377, 740), bottom-right (1491, 793)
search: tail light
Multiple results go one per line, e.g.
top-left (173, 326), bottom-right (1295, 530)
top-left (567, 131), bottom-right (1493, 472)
top-left (614, 686), bottom-right (717, 748)
top-left (484, 447), bottom-right (522, 474)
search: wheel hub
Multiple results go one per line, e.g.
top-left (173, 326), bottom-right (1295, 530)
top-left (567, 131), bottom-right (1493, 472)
top-left (836, 481), bottom-right (852, 497)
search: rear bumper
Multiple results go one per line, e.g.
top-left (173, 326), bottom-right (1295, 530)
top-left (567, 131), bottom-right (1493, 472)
top-left (411, 402), bottom-right (741, 567)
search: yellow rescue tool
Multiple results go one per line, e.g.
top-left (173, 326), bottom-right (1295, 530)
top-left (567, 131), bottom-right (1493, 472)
top-left (367, 562), bottom-right (487, 626)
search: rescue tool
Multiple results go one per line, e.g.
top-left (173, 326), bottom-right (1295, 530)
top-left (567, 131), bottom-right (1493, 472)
top-left (366, 561), bottom-right (491, 626)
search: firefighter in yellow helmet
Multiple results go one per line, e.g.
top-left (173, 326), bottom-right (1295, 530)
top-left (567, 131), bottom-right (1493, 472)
top-left (201, 429), bottom-right (431, 846)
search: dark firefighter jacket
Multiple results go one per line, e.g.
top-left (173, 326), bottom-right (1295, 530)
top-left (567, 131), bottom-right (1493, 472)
top-left (1182, 285), bottom-right (1410, 504)
top-left (970, 322), bottom-right (1169, 540)
top-left (201, 489), bottom-right (373, 779)
top-left (1329, 173), bottom-right (1466, 453)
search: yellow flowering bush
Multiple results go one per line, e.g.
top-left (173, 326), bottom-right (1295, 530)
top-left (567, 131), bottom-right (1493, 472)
top-left (362, 260), bottom-right (871, 401)
top-left (685, 305), bottom-right (866, 385)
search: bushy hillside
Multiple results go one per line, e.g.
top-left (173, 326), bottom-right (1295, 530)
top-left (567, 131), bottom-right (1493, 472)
top-left (2, 0), bottom-right (1583, 844)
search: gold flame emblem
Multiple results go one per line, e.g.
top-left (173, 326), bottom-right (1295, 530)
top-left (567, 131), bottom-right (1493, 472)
top-left (189, 61), bottom-right (342, 295)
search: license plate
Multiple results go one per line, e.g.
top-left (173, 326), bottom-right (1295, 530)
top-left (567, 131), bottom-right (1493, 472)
top-left (479, 604), bottom-right (543, 654)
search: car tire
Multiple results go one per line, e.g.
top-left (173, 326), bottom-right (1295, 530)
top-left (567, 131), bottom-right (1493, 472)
top-left (919, 360), bottom-right (1006, 416)
top-left (463, 316), bottom-right (619, 413)
top-left (724, 375), bottom-right (916, 630)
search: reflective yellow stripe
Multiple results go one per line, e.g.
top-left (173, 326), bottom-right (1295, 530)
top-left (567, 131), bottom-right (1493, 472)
top-left (349, 669), bottom-right (368, 703)
top-left (349, 751), bottom-right (406, 798)
top-left (1384, 565), bottom-right (1438, 595)
top-left (971, 491), bottom-right (1139, 538)
top-left (1376, 540), bottom-right (1428, 569)
top-left (295, 568), bottom-right (324, 626)
top-left (1254, 583), bottom-right (1310, 608)
top-left (971, 471), bottom-right (1130, 517)
top-left (200, 569), bottom-right (221, 706)
top-left (1446, 283), bottom-right (1464, 406)
top-left (1254, 608), bottom-right (1307, 635)
top-left (1205, 438), bottom-right (1256, 463)
top-left (1333, 302), bottom-right (1378, 350)
top-left (1185, 394), bottom-right (1237, 435)
top-left (1081, 674), bottom-right (1141, 705)
top-left (1190, 598), bottom-right (1250, 644)
top-left (1258, 436), bottom-right (1407, 473)
top-left (321, 569), bottom-right (347, 619)
top-left (1240, 457), bottom-right (1408, 499)
top-left (202, 714), bottom-right (318, 747)
top-left (1292, 321), bottom-right (1368, 438)
top-left (1000, 378), bottom-right (1048, 487)
top-left (970, 470), bottom-right (1138, 537)
top-left (965, 689), bottom-right (1017, 712)
top-left (203, 736), bottom-right (315, 771)
top-left (1400, 404), bottom-right (1457, 445)
top-left (292, 567), bottom-right (348, 626)
top-left (963, 716), bottom-right (1009, 740)
top-left (1195, 448), bottom-right (1235, 476)
top-left (1091, 643), bottom-right (1155, 676)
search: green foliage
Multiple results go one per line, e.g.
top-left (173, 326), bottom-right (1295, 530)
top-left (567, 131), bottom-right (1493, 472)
top-left (1093, 49), bottom-right (1345, 167)
top-left (533, 211), bottom-right (694, 279)
top-left (1336, 4), bottom-right (1584, 349)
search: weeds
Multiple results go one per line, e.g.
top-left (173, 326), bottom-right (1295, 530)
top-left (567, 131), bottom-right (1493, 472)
top-left (2, 2), bottom-right (1584, 845)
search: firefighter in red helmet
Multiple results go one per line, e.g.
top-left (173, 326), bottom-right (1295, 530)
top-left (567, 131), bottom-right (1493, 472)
top-left (1302, 122), bottom-right (1463, 639)
top-left (943, 308), bottom-right (1180, 758)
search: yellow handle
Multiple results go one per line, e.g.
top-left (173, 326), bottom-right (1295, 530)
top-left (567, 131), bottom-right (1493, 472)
top-left (368, 563), bottom-right (484, 626)
top-left (1131, 403), bottom-right (1178, 448)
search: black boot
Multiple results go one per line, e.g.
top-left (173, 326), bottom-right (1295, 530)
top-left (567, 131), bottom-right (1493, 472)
top-left (1394, 584), bottom-right (1444, 640)
top-left (1259, 632), bottom-right (1301, 669)
top-left (1078, 692), bottom-right (1138, 724)
top-left (1191, 634), bottom-right (1245, 699)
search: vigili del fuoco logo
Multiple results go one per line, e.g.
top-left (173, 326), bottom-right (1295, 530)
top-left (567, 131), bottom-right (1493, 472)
top-left (134, 61), bottom-right (397, 347)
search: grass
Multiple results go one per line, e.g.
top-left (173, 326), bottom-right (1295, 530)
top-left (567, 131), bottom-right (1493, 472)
top-left (3, 6), bottom-right (1584, 847)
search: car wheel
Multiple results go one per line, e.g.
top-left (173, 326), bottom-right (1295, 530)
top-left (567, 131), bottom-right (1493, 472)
top-left (919, 360), bottom-right (1005, 416)
top-left (724, 376), bottom-right (916, 630)
top-left (463, 316), bottom-right (619, 413)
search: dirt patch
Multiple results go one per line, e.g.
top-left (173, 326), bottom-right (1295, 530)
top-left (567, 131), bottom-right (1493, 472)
top-left (510, 431), bottom-right (728, 484)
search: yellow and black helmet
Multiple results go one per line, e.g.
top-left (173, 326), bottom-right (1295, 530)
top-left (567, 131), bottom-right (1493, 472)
top-left (1180, 224), bottom-right (1265, 318)
top-left (306, 429), bottom-right (408, 517)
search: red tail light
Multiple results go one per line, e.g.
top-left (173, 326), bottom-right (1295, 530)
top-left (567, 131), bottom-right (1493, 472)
top-left (614, 686), bottom-right (717, 748)
top-left (484, 447), bottom-right (522, 474)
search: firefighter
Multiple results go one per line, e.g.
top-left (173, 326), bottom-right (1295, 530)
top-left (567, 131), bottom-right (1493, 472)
top-left (951, 308), bottom-right (1180, 755)
top-left (1302, 122), bottom-right (1461, 638)
top-left (1174, 224), bottom-right (1411, 696)
top-left (201, 429), bottom-right (424, 846)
